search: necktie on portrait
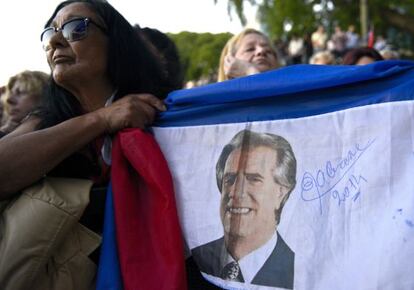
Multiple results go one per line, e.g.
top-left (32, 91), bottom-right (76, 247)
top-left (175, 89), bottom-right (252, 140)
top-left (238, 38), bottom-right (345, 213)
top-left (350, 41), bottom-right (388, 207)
top-left (221, 261), bottom-right (244, 282)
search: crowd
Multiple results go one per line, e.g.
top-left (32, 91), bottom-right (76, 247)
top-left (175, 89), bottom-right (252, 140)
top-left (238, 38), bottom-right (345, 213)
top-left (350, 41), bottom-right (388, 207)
top-left (0, 0), bottom-right (405, 289)
top-left (279, 24), bottom-right (399, 66)
top-left (0, 22), bottom-right (401, 128)
top-left (186, 24), bottom-right (401, 87)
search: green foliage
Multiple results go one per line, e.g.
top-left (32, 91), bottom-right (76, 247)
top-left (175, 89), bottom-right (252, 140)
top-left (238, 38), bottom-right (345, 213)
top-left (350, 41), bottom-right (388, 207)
top-left (169, 1), bottom-right (414, 81)
top-left (168, 32), bottom-right (232, 81)
top-left (332, 0), bottom-right (414, 35)
top-left (215, 0), bottom-right (257, 25)
top-left (258, 0), bottom-right (316, 39)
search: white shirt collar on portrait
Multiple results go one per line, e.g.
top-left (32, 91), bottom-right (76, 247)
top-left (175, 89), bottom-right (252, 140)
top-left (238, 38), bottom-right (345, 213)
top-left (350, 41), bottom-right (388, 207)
top-left (220, 231), bottom-right (278, 284)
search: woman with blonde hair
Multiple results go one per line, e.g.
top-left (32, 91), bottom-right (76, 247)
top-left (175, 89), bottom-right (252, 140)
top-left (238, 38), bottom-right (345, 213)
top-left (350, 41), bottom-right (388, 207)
top-left (218, 28), bottom-right (279, 82)
top-left (0, 70), bottom-right (49, 136)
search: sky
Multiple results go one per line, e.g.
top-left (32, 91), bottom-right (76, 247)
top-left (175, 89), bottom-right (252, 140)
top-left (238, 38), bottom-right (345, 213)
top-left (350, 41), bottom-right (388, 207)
top-left (0, 0), bottom-right (258, 85)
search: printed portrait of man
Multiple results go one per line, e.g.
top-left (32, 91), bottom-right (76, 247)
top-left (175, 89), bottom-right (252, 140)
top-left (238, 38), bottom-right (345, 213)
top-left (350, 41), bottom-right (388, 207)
top-left (191, 129), bottom-right (296, 289)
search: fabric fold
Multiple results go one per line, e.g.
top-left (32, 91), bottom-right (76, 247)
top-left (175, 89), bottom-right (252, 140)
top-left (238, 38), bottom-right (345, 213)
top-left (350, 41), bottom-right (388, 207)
top-left (110, 128), bottom-right (186, 290)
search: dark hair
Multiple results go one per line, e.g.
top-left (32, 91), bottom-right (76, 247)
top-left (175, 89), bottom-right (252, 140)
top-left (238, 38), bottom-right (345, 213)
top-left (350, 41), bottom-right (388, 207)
top-left (342, 47), bottom-right (383, 65)
top-left (32, 0), bottom-right (175, 180)
top-left (36, 0), bottom-right (171, 129)
top-left (138, 26), bottom-right (184, 91)
top-left (216, 129), bottom-right (297, 224)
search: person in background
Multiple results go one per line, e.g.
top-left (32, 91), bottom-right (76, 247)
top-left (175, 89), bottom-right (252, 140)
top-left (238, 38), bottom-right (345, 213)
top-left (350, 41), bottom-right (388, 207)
top-left (302, 32), bottom-right (314, 64)
top-left (342, 47), bottom-right (384, 65)
top-left (345, 25), bottom-right (359, 50)
top-left (311, 25), bottom-right (327, 53)
top-left (217, 28), bottom-right (279, 82)
top-left (309, 50), bottom-right (335, 65)
top-left (137, 25), bottom-right (184, 90)
top-left (380, 49), bottom-right (400, 60)
top-left (374, 35), bottom-right (387, 52)
top-left (0, 0), bottom-right (172, 288)
top-left (287, 34), bottom-right (304, 65)
top-left (0, 70), bottom-right (48, 137)
top-left (273, 39), bottom-right (289, 66)
top-left (330, 25), bottom-right (347, 59)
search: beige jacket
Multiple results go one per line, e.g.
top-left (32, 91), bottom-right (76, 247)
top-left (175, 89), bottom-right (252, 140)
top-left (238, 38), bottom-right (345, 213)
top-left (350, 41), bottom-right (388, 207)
top-left (0, 177), bottom-right (101, 290)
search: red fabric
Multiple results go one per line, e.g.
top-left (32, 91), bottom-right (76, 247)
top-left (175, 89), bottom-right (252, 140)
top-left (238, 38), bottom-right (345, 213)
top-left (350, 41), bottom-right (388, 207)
top-left (367, 29), bottom-right (375, 48)
top-left (111, 129), bottom-right (187, 290)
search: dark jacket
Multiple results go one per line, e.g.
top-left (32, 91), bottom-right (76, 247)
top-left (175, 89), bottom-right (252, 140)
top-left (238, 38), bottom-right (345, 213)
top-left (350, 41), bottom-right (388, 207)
top-left (191, 232), bottom-right (294, 289)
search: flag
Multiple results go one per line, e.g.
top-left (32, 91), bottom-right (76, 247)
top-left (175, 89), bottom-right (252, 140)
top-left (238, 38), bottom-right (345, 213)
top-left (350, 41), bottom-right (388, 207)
top-left (151, 61), bottom-right (414, 290)
top-left (96, 182), bottom-right (123, 290)
top-left (97, 130), bottom-right (187, 290)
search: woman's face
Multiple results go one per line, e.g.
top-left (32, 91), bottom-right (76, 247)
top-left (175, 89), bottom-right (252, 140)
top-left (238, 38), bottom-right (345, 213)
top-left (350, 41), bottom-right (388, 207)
top-left (44, 3), bottom-right (109, 91)
top-left (234, 33), bottom-right (278, 72)
top-left (6, 80), bottom-right (40, 123)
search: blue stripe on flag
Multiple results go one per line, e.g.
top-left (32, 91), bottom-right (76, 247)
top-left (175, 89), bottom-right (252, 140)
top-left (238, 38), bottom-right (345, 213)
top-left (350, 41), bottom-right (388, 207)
top-left (155, 61), bottom-right (414, 127)
top-left (96, 182), bottom-right (123, 290)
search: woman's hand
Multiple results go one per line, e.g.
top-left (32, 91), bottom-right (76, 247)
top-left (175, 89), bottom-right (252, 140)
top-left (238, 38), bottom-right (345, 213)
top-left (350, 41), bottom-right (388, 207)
top-left (96, 93), bottom-right (166, 134)
top-left (224, 54), bottom-right (260, 79)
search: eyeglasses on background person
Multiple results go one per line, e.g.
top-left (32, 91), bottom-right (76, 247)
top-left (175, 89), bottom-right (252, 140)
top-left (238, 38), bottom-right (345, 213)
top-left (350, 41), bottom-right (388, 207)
top-left (40, 17), bottom-right (107, 50)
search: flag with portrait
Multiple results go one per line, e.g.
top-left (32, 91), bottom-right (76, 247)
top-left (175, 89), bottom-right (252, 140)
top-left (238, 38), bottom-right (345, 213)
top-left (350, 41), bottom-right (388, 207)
top-left (98, 61), bottom-right (414, 290)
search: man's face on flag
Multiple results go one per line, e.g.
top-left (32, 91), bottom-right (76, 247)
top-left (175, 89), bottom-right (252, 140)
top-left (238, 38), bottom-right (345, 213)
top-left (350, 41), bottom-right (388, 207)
top-left (220, 146), bottom-right (287, 242)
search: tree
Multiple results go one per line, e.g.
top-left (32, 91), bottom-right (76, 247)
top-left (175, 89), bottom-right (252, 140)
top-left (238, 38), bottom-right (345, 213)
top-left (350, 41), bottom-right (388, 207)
top-left (214, 0), bottom-right (256, 26)
top-left (257, 0), bottom-right (316, 38)
top-left (216, 0), bottom-right (414, 50)
top-left (168, 32), bottom-right (232, 82)
top-left (332, 0), bottom-right (414, 36)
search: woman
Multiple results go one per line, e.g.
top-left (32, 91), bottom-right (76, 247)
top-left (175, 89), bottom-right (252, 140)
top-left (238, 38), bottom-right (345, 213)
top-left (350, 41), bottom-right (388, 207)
top-left (0, 0), bottom-right (174, 288)
top-left (217, 28), bottom-right (279, 82)
top-left (0, 70), bottom-right (48, 136)
top-left (0, 0), bottom-right (170, 197)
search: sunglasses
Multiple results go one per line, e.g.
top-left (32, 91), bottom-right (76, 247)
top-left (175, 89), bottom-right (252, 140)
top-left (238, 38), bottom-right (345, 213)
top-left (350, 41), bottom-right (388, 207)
top-left (41, 17), bottom-right (107, 50)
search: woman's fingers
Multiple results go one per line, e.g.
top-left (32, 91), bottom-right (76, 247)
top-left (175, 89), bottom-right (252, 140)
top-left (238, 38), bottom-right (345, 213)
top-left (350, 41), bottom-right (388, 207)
top-left (134, 93), bottom-right (167, 111)
top-left (96, 93), bottom-right (164, 133)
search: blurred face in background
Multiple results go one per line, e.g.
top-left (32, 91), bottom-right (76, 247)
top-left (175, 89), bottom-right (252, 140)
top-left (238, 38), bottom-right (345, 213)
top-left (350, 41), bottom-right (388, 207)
top-left (6, 80), bottom-right (40, 123)
top-left (234, 33), bottom-right (278, 73)
top-left (355, 56), bottom-right (375, 65)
